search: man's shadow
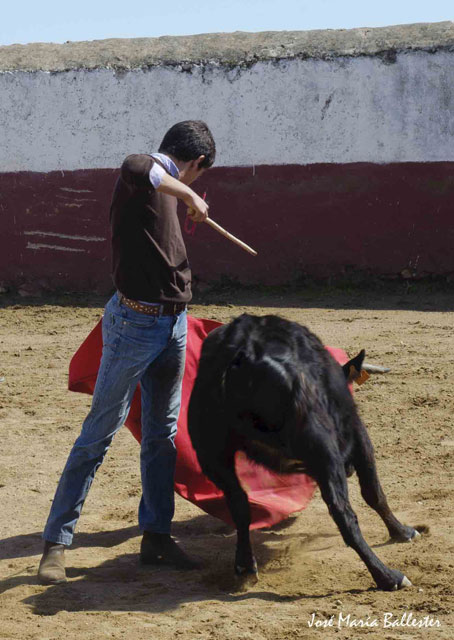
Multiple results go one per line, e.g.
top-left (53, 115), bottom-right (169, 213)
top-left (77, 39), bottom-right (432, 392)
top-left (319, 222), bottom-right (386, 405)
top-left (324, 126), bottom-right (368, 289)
top-left (1, 525), bottom-right (140, 562)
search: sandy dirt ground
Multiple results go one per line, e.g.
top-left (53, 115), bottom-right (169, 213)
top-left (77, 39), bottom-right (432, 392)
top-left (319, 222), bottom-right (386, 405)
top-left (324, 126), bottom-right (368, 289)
top-left (1, 286), bottom-right (453, 640)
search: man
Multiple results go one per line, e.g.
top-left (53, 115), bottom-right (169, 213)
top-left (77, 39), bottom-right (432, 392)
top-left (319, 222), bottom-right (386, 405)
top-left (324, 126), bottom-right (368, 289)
top-left (38, 120), bottom-right (216, 584)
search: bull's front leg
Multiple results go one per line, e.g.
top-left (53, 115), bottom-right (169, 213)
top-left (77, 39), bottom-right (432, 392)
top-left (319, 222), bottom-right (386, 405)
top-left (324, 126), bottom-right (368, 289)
top-left (316, 465), bottom-right (412, 591)
top-left (353, 421), bottom-right (421, 542)
top-left (204, 458), bottom-right (258, 578)
top-left (228, 484), bottom-right (257, 577)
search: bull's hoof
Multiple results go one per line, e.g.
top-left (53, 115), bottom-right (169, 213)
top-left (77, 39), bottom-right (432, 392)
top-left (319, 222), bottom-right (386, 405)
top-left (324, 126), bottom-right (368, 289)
top-left (376, 569), bottom-right (413, 591)
top-left (392, 575), bottom-right (412, 590)
top-left (235, 565), bottom-right (259, 587)
top-left (235, 562), bottom-right (258, 577)
top-left (235, 553), bottom-right (258, 582)
top-left (390, 527), bottom-right (421, 543)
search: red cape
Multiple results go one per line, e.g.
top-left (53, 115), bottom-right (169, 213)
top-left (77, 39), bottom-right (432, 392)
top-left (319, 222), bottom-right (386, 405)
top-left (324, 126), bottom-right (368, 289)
top-left (68, 315), bottom-right (349, 530)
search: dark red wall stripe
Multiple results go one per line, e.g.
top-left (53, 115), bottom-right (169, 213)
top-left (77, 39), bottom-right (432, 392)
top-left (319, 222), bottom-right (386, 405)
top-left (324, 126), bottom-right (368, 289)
top-left (1, 163), bottom-right (453, 292)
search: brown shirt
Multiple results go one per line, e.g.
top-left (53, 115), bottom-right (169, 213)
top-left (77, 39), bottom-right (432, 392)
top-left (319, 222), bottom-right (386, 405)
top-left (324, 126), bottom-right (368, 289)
top-left (110, 154), bottom-right (191, 303)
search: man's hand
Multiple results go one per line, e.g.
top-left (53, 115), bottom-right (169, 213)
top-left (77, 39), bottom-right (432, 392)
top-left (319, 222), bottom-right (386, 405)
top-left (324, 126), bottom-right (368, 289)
top-left (185, 191), bottom-right (209, 223)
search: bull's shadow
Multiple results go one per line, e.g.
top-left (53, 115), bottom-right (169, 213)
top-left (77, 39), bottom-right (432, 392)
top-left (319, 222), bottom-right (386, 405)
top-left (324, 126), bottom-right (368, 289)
top-left (21, 554), bottom-right (314, 617)
top-left (21, 555), bottom-right (346, 617)
top-left (1, 513), bottom-right (356, 614)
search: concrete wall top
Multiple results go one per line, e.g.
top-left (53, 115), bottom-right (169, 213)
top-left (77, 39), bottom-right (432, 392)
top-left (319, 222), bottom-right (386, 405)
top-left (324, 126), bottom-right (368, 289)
top-left (1, 21), bottom-right (454, 72)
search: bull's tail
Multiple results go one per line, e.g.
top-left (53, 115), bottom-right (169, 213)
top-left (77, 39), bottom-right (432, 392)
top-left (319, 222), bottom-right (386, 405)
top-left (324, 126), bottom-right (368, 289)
top-left (240, 438), bottom-right (307, 475)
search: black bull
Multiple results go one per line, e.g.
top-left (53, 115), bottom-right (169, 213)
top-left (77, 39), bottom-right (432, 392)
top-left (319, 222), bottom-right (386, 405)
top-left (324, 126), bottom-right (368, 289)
top-left (188, 314), bottom-right (420, 591)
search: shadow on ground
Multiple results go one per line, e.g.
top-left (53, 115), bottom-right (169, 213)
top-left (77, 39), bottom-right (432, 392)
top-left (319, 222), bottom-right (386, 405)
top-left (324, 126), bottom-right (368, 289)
top-left (0, 513), bottom-right (352, 613)
top-left (1, 279), bottom-right (454, 312)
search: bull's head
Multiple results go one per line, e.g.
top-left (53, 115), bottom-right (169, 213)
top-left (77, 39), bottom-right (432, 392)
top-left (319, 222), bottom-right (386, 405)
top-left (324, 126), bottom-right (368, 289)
top-left (342, 349), bottom-right (368, 384)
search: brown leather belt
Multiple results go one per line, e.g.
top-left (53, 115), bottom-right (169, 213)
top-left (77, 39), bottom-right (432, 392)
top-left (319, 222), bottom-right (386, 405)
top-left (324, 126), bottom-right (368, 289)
top-left (118, 294), bottom-right (187, 316)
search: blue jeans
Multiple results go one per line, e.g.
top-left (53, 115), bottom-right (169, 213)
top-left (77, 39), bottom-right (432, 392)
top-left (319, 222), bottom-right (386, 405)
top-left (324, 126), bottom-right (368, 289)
top-left (43, 292), bottom-right (188, 545)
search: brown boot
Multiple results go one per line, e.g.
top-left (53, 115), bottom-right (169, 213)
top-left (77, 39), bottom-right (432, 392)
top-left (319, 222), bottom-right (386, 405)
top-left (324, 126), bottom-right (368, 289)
top-left (38, 541), bottom-right (67, 585)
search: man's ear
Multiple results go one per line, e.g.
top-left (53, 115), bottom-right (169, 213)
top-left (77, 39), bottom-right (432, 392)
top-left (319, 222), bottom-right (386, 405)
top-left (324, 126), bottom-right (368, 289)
top-left (196, 155), bottom-right (206, 169)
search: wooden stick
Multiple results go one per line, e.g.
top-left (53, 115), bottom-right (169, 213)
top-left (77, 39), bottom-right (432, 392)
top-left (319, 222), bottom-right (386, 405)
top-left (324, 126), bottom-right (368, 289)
top-left (204, 217), bottom-right (258, 256)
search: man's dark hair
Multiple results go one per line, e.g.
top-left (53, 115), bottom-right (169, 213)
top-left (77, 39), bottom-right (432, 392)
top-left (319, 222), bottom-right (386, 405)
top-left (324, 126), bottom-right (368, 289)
top-left (159, 120), bottom-right (216, 169)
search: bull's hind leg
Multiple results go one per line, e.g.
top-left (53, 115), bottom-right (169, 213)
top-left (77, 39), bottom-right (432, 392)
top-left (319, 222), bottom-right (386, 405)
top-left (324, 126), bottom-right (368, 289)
top-left (202, 457), bottom-right (257, 577)
top-left (353, 421), bottom-right (419, 542)
top-left (316, 462), bottom-right (411, 591)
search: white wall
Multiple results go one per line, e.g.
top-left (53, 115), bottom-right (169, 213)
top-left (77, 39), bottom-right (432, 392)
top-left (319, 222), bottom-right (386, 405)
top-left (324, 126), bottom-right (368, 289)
top-left (1, 50), bottom-right (454, 172)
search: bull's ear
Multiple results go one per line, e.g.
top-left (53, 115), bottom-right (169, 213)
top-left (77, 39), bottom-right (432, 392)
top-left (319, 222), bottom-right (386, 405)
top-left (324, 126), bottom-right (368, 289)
top-left (342, 349), bottom-right (366, 382)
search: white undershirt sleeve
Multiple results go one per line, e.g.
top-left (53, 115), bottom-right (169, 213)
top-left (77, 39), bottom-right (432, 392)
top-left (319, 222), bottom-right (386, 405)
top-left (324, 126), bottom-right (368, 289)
top-left (149, 163), bottom-right (166, 188)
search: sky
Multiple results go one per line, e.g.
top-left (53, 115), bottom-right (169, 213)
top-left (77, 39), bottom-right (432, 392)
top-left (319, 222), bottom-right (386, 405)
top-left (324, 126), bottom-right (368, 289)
top-left (0, 0), bottom-right (452, 46)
